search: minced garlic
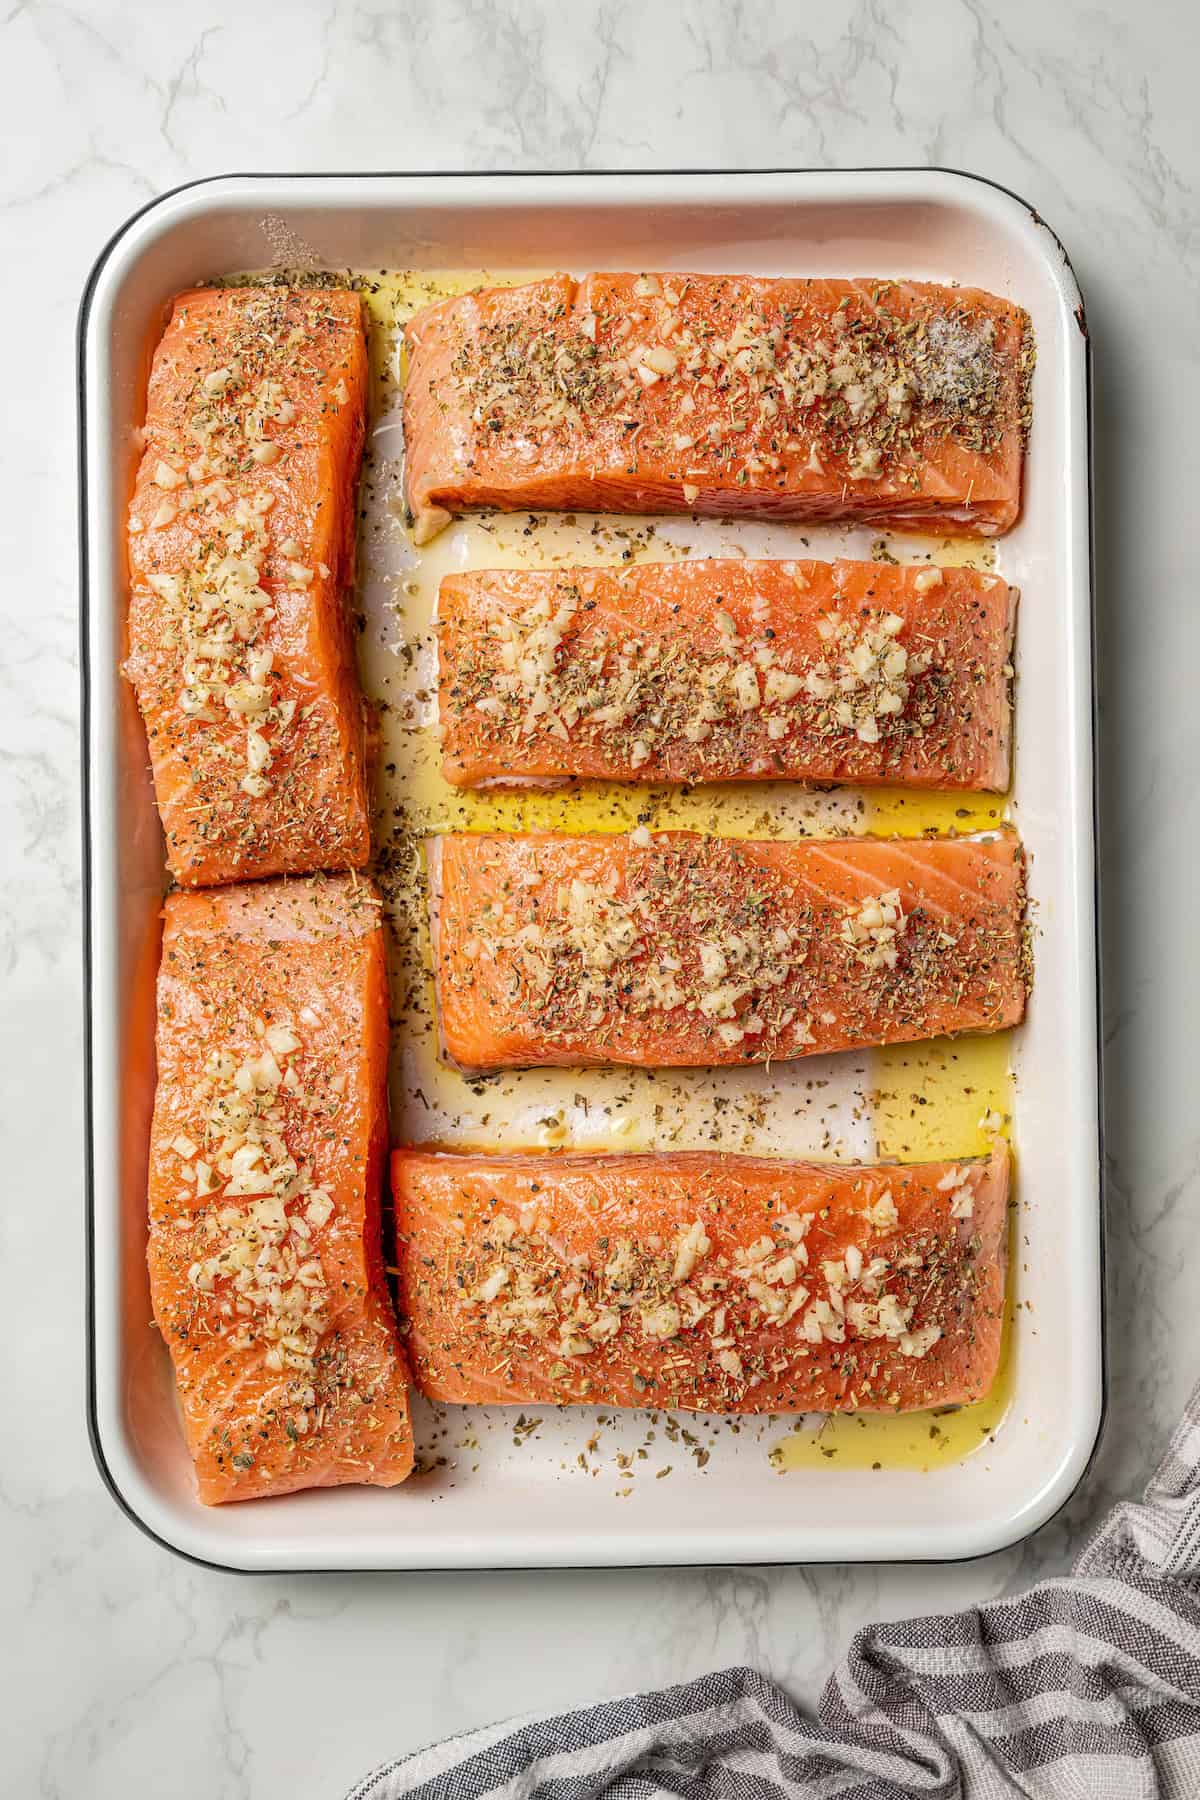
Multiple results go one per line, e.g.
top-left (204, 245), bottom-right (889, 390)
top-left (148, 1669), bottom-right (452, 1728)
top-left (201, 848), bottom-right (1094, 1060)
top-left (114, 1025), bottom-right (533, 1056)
top-left (841, 888), bottom-right (908, 973)
top-left (137, 299), bottom-right (326, 799)
top-left (453, 1179), bottom-right (956, 1408)
top-left (457, 586), bottom-right (939, 774)
top-left (182, 1025), bottom-right (334, 1384)
top-left (452, 276), bottom-right (1015, 492)
top-left (470, 845), bottom-right (809, 1049)
top-left (937, 1163), bottom-right (979, 1220)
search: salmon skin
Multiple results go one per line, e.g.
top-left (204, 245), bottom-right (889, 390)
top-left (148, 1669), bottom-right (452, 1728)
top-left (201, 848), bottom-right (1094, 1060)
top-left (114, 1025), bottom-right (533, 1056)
top-left (403, 273), bottom-right (1033, 542)
top-left (393, 1146), bottom-right (1009, 1413)
top-left (124, 286), bottom-right (372, 888)
top-left (430, 828), bottom-right (1027, 1072)
top-left (146, 874), bottom-right (413, 1504)
top-left (437, 559), bottom-right (1016, 792)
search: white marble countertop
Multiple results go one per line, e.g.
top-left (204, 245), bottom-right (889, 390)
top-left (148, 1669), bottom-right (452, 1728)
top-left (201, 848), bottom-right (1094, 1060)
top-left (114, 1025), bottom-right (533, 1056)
top-left (3, 0), bottom-right (1196, 1793)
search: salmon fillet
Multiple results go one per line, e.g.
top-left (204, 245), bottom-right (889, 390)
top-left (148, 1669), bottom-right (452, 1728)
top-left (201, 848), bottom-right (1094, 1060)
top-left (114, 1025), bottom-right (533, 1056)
top-left (124, 286), bottom-right (372, 888)
top-left (146, 874), bottom-right (413, 1504)
top-left (393, 1146), bottom-right (1009, 1412)
top-left (403, 273), bottom-right (1033, 541)
top-left (437, 559), bottom-right (1016, 791)
top-left (430, 828), bottom-right (1027, 1071)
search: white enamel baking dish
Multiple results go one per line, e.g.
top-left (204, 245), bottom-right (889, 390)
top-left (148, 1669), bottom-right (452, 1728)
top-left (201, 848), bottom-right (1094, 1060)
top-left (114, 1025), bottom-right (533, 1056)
top-left (80, 170), bottom-right (1100, 1571)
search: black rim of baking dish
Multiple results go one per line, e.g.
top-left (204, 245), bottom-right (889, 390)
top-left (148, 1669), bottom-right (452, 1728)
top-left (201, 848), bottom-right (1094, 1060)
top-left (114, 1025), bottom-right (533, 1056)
top-left (78, 166), bottom-right (1105, 1576)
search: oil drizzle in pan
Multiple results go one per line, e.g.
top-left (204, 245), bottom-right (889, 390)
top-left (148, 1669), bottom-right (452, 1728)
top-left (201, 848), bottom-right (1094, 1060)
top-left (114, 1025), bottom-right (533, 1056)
top-left (342, 269), bottom-right (1019, 1476)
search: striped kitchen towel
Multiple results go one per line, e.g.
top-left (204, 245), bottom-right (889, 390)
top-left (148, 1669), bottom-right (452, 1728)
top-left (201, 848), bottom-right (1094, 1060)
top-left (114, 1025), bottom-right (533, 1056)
top-left (349, 1381), bottom-right (1200, 1799)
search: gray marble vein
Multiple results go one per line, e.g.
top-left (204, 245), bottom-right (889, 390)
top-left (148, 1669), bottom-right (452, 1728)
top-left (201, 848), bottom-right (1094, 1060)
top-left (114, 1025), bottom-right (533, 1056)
top-left (1, 0), bottom-right (1196, 1793)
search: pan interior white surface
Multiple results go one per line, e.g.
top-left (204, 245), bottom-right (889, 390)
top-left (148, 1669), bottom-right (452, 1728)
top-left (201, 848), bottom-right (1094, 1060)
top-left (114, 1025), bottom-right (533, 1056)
top-left (83, 171), bottom-right (1099, 1569)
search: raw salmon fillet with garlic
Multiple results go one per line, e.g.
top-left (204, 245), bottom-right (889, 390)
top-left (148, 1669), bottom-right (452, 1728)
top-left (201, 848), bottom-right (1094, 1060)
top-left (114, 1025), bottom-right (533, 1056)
top-left (392, 1145), bottom-right (1010, 1413)
top-left (403, 273), bottom-right (1033, 542)
top-left (124, 286), bottom-right (372, 887)
top-left (429, 827), bottom-right (1028, 1072)
top-left (146, 874), bottom-right (413, 1504)
top-left (437, 558), bottom-right (1016, 791)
